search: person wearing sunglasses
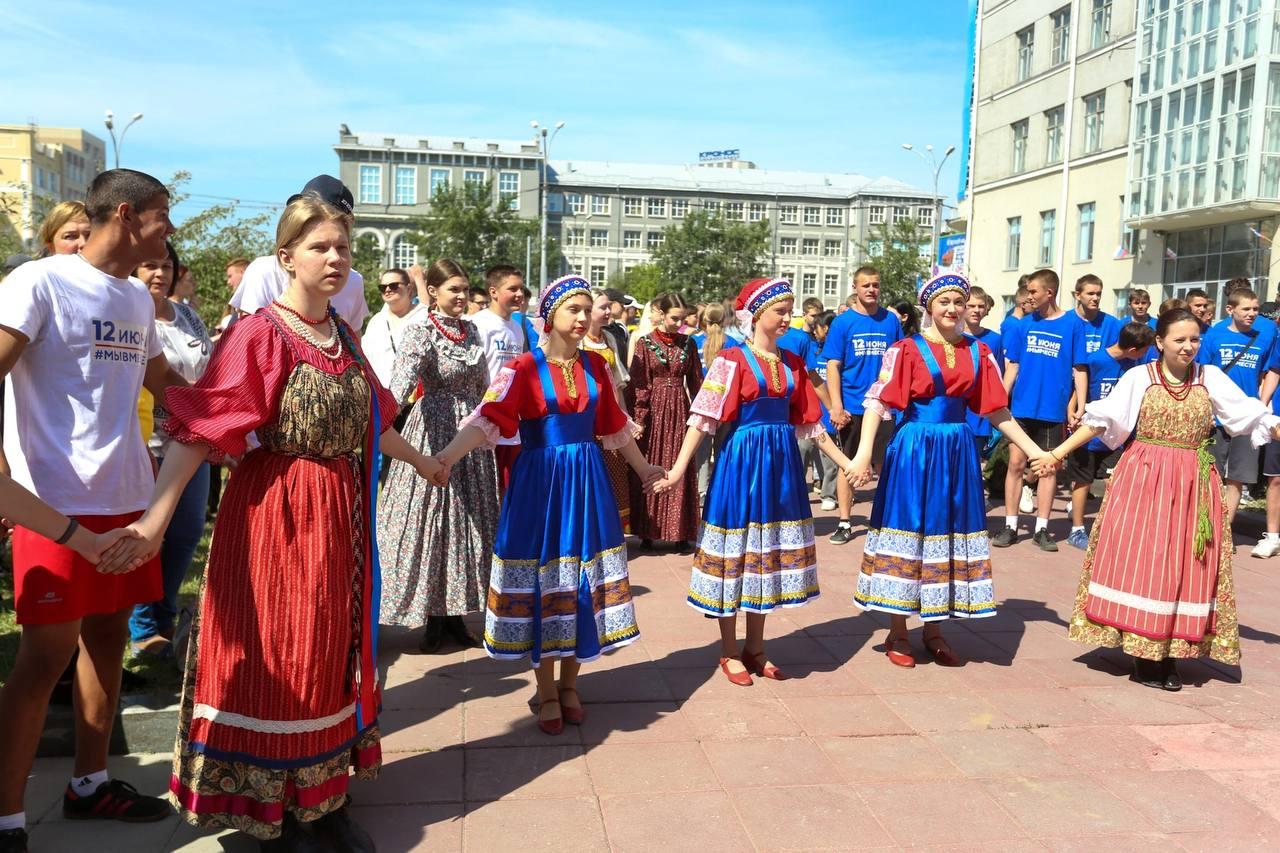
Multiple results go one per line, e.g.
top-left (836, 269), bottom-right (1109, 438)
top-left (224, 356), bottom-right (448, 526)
top-left (467, 286), bottom-right (490, 315)
top-left (363, 267), bottom-right (428, 393)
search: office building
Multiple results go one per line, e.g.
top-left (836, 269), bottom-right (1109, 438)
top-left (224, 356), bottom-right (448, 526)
top-left (0, 124), bottom-right (106, 248)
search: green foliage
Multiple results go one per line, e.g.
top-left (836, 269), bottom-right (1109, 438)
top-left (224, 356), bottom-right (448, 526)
top-left (651, 211), bottom-right (770, 304)
top-left (620, 264), bottom-right (664, 304)
top-left (351, 233), bottom-right (385, 311)
top-left (403, 179), bottom-right (561, 288)
top-left (167, 171), bottom-right (275, 331)
top-left (857, 218), bottom-right (932, 307)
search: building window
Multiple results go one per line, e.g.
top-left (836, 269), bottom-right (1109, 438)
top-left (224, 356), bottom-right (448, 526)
top-left (917, 207), bottom-right (934, 228)
top-left (497, 171), bottom-right (519, 210)
top-left (803, 206), bottom-right (821, 225)
top-left (802, 238), bottom-right (819, 256)
top-left (1012, 119), bottom-right (1029, 173)
top-left (748, 202), bottom-right (766, 222)
top-left (779, 205), bottom-right (798, 224)
top-left (590, 195), bottom-right (610, 215)
top-left (565, 228), bottom-right (585, 247)
top-left (647, 232), bottom-right (665, 250)
top-left (392, 234), bottom-right (417, 268)
top-left (464, 169), bottom-right (485, 187)
top-left (892, 205), bottom-right (910, 224)
top-left (781, 270), bottom-right (796, 286)
top-left (358, 164), bottom-right (382, 204)
top-left (590, 264), bottom-right (606, 285)
top-left (725, 201), bottom-right (744, 220)
top-left (623, 230), bottom-right (641, 250)
top-left (1039, 209), bottom-right (1057, 266)
top-left (623, 197), bottom-right (642, 216)
top-left (1091, 0), bottom-right (1112, 49)
top-left (1007, 216), bottom-right (1022, 269)
top-left (1077, 202), bottom-right (1096, 261)
top-left (869, 205), bottom-right (885, 225)
top-left (566, 193), bottom-right (585, 215)
top-left (780, 237), bottom-right (797, 255)
top-left (672, 199), bottom-right (689, 218)
top-left (823, 274), bottom-right (839, 297)
top-left (589, 229), bottom-right (609, 247)
top-left (1084, 90), bottom-right (1106, 153)
top-left (1017, 26), bottom-right (1035, 82)
top-left (1051, 7), bottom-right (1071, 66)
top-left (823, 239), bottom-right (842, 257)
top-left (647, 197), bottom-right (668, 217)
top-left (429, 168), bottom-right (450, 198)
top-left (705, 200), bottom-right (721, 216)
top-left (802, 272), bottom-right (818, 295)
top-left (1046, 106), bottom-right (1064, 163)
top-left (826, 207), bottom-right (844, 226)
top-left (394, 166), bottom-right (416, 205)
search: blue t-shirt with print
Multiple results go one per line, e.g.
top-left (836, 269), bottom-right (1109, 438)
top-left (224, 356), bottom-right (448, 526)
top-left (1083, 348), bottom-right (1135, 451)
top-left (1126, 314), bottom-right (1158, 330)
top-left (1006, 311), bottom-right (1083, 423)
top-left (819, 307), bottom-right (903, 415)
top-left (1198, 321), bottom-right (1275, 398)
top-left (691, 331), bottom-right (741, 363)
top-left (779, 326), bottom-right (834, 433)
top-left (999, 313), bottom-right (1024, 358)
top-left (1072, 310), bottom-right (1123, 361)
top-left (965, 327), bottom-right (1004, 438)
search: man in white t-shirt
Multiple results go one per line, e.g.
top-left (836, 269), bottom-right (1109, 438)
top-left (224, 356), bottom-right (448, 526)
top-left (470, 264), bottom-right (527, 494)
top-left (0, 170), bottom-right (190, 846)
top-left (228, 175), bottom-right (370, 330)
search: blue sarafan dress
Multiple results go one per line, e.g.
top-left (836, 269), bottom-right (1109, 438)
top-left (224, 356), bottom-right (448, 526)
top-left (686, 345), bottom-right (827, 614)
top-left (461, 348), bottom-right (640, 663)
top-left (856, 335), bottom-right (1009, 621)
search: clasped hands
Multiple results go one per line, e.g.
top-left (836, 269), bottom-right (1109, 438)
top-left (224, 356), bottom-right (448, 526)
top-left (1028, 449), bottom-right (1062, 479)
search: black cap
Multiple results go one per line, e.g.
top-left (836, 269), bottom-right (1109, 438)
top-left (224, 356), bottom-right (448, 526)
top-left (287, 175), bottom-right (354, 214)
top-left (604, 287), bottom-right (626, 304)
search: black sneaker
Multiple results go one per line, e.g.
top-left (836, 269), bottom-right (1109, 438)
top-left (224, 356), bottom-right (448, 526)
top-left (63, 779), bottom-right (172, 823)
top-left (991, 526), bottom-right (1017, 548)
top-left (0, 828), bottom-right (27, 853)
top-left (1032, 528), bottom-right (1058, 552)
top-left (829, 524), bottom-right (854, 545)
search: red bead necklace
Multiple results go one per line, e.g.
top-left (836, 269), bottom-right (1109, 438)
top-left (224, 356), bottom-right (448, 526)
top-left (273, 299), bottom-right (329, 325)
top-left (1157, 361), bottom-right (1197, 402)
top-left (429, 311), bottom-right (467, 344)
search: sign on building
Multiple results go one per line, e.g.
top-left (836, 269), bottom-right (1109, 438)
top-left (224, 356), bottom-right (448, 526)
top-left (698, 149), bottom-right (740, 162)
top-left (936, 233), bottom-right (967, 276)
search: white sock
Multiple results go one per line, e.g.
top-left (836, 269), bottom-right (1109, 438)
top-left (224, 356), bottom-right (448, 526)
top-left (837, 519), bottom-right (851, 528)
top-left (70, 769), bottom-right (108, 796)
top-left (1266, 532), bottom-right (1279, 542)
top-left (1004, 516), bottom-right (1018, 530)
top-left (0, 812), bottom-right (24, 832)
top-left (1035, 517), bottom-right (1049, 533)
top-left (1071, 525), bottom-right (1085, 535)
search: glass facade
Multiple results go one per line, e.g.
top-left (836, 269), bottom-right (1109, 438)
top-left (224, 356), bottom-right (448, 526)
top-left (1162, 220), bottom-right (1270, 310)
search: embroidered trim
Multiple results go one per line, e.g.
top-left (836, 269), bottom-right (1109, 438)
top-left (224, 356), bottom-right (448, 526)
top-left (191, 702), bottom-right (355, 734)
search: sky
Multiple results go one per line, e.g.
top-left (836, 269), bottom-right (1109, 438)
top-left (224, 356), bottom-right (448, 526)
top-left (1, 0), bottom-right (972, 224)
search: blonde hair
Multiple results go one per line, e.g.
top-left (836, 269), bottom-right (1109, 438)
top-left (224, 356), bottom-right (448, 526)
top-left (274, 194), bottom-right (353, 259)
top-left (702, 303), bottom-right (728, 368)
top-left (37, 200), bottom-right (88, 254)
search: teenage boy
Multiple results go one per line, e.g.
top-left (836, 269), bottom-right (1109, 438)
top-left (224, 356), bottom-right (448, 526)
top-left (999, 276), bottom-right (1031, 353)
top-left (1064, 322), bottom-right (1156, 549)
top-left (467, 286), bottom-right (490, 314)
top-left (822, 266), bottom-right (903, 543)
top-left (473, 265), bottom-right (527, 493)
top-left (1071, 274), bottom-right (1123, 356)
top-left (1198, 286), bottom-right (1275, 529)
top-left (1126, 289), bottom-right (1157, 329)
top-left (963, 286), bottom-right (1004, 456)
top-left (0, 170), bottom-right (190, 851)
top-left (996, 268), bottom-right (1088, 551)
top-left (1185, 288), bottom-right (1214, 331)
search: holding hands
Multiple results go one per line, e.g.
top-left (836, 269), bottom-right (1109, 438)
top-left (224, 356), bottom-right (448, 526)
top-left (643, 463), bottom-right (673, 494)
top-left (1029, 448), bottom-right (1062, 479)
top-left (97, 516), bottom-right (165, 575)
top-left (845, 454), bottom-right (872, 489)
top-left (413, 453), bottom-right (446, 486)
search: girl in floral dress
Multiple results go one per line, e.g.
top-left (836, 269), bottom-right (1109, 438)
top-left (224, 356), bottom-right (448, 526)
top-left (379, 258), bottom-right (500, 653)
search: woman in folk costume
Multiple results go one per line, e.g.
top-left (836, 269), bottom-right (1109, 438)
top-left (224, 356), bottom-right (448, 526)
top-left (627, 291), bottom-right (704, 549)
top-left (111, 194), bottom-right (443, 851)
top-left (653, 278), bottom-right (856, 686)
top-left (850, 273), bottom-right (1046, 668)
top-left (434, 275), bottom-right (664, 735)
top-left (583, 287), bottom-right (634, 532)
top-left (1036, 307), bottom-right (1280, 690)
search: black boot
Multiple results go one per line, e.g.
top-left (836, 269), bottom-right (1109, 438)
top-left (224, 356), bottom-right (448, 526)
top-left (260, 815), bottom-right (326, 853)
top-left (1160, 657), bottom-right (1183, 692)
top-left (418, 617), bottom-right (445, 654)
top-left (312, 805), bottom-right (376, 853)
top-left (1130, 656), bottom-right (1164, 689)
top-left (444, 615), bottom-right (480, 649)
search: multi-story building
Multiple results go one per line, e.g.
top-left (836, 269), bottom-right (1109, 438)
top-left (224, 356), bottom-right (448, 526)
top-left (334, 128), bottom-right (934, 306)
top-left (0, 124), bottom-right (107, 249)
top-left (961, 0), bottom-right (1280, 320)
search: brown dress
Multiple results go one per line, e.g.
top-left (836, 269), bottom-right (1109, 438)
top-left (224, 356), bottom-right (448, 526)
top-left (627, 331), bottom-right (702, 542)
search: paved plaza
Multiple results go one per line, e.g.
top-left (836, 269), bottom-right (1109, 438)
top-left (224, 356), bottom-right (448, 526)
top-left (17, 497), bottom-right (1280, 852)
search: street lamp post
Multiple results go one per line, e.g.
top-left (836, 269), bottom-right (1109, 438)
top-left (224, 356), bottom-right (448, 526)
top-left (531, 119), bottom-right (564, 290)
top-left (901, 143), bottom-right (956, 273)
top-left (104, 110), bottom-right (144, 169)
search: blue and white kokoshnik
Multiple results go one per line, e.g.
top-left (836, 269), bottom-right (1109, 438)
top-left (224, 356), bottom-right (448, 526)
top-left (917, 273), bottom-right (970, 309)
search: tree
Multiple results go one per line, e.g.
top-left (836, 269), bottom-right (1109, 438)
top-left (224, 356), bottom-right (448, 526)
top-left (620, 264), bottom-right (664, 304)
top-left (167, 171), bottom-right (275, 330)
top-left (857, 218), bottom-right (932, 306)
top-left (403, 179), bottom-right (561, 288)
top-left (651, 211), bottom-right (770, 304)
top-left (351, 233), bottom-right (385, 310)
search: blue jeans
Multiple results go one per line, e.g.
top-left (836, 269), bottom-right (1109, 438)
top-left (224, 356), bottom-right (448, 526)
top-left (129, 461), bottom-right (210, 644)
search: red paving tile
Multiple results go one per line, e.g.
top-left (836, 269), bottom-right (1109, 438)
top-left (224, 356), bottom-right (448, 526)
top-left (1097, 769), bottom-right (1280, 833)
top-left (600, 790), bottom-right (755, 852)
top-left (979, 774), bottom-right (1152, 838)
top-left (732, 784), bottom-right (894, 849)
top-left (818, 734), bottom-right (963, 783)
top-left (856, 779), bottom-right (1028, 846)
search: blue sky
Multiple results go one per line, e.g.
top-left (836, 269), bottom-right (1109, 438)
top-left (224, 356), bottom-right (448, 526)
top-left (2, 0), bottom-right (972, 223)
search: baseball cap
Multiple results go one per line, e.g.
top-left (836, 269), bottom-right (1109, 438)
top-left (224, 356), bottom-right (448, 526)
top-left (287, 175), bottom-right (354, 214)
top-left (623, 295), bottom-right (641, 309)
top-left (603, 288), bottom-right (626, 305)
top-left (3, 253), bottom-right (32, 275)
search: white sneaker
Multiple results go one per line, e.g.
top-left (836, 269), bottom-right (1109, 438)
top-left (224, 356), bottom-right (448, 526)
top-left (820, 498), bottom-right (837, 511)
top-left (1251, 537), bottom-right (1280, 558)
top-left (1018, 484), bottom-right (1035, 514)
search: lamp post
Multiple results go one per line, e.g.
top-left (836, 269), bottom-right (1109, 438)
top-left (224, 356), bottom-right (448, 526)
top-left (901, 142), bottom-right (955, 273)
top-left (531, 119), bottom-right (564, 290)
top-left (104, 110), bottom-right (144, 169)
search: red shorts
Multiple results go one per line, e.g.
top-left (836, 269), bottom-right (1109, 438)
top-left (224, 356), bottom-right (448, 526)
top-left (13, 511), bottom-right (162, 625)
top-left (495, 444), bottom-right (521, 497)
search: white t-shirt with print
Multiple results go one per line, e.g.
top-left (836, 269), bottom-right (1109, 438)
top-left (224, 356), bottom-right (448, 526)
top-left (0, 253), bottom-right (163, 515)
top-left (229, 255), bottom-right (370, 330)
top-left (470, 309), bottom-right (526, 446)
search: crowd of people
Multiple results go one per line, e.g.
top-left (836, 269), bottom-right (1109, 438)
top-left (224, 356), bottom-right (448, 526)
top-left (0, 170), bottom-right (1273, 852)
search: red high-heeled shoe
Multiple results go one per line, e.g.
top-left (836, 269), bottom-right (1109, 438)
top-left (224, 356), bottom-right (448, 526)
top-left (536, 698), bottom-right (563, 735)
top-left (719, 656), bottom-right (754, 686)
top-left (740, 649), bottom-right (788, 681)
top-left (559, 687), bottom-right (586, 725)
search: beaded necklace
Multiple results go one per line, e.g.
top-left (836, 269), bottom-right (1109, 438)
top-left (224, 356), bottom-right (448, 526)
top-left (429, 311), bottom-right (467, 344)
top-left (273, 298), bottom-right (330, 326)
top-left (271, 302), bottom-right (342, 359)
top-left (1157, 362), bottom-right (1197, 402)
top-left (641, 332), bottom-right (687, 367)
